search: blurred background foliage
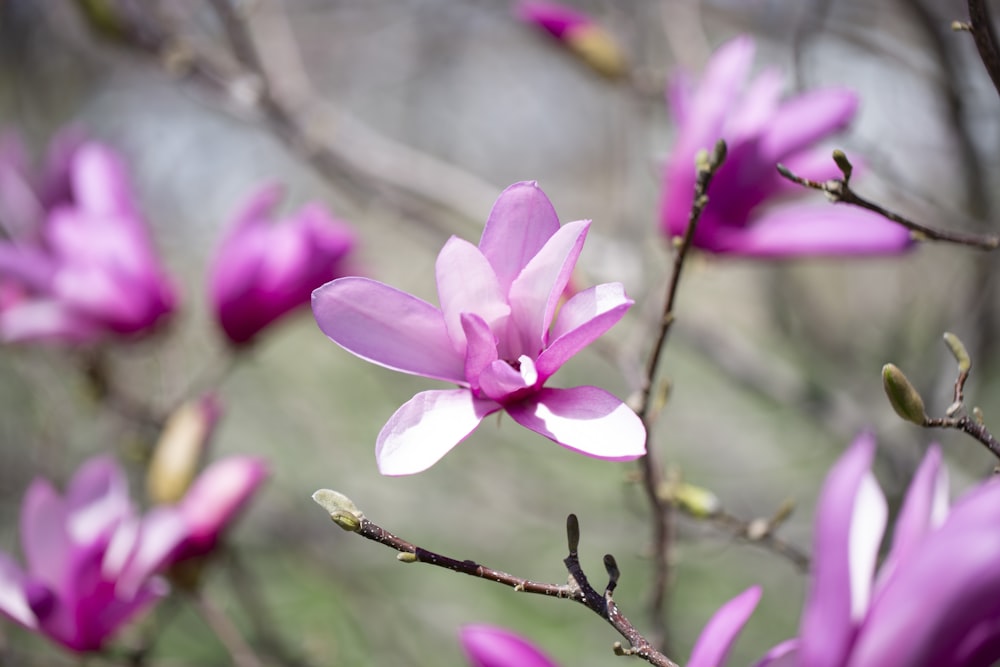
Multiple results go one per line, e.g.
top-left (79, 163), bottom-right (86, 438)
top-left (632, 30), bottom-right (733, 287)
top-left (0, 0), bottom-right (999, 665)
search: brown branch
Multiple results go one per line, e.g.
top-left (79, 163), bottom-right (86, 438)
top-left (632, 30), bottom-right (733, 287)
top-left (776, 154), bottom-right (1000, 250)
top-left (312, 491), bottom-right (679, 667)
top-left (966, 0), bottom-right (1000, 98)
top-left (632, 140), bottom-right (728, 646)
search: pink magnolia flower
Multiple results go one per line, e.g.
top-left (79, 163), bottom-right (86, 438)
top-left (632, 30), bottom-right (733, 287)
top-left (312, 181), bottom-right (645, 475)
top-left (460, 587), bottom-right (759, 667)
top-left (0, 457), bottom-right (188, 652)
top-left (209, 184), bottom-right (357, 346)
top-left (169, 456), bottom-right (268, 563)
top-left (0, 136), bottom-right (177, 342)
top-left (514, 1), bottom-right (627, 77)
top-left (757, 434), bottom-right (1000, 667)
top-left (660, 36), bottom-right (912, 257)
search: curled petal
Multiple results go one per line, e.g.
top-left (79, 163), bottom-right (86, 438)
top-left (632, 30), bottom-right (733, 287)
top-left (712, 204), bottom-right (913, 257)
top-left (0, 553), bottom-right (37, 628)
top-left (436, 237), bottom-right (509, 356)
top-left (505, 386), bottom-right (645, 460)
top-left (799, 433), bottom-right (885, 667)
top-left (460, 624), bottom-right (560, 667)
top-left (479, 181), bottom-right (561, 294)
top-left (506, 220), bottom-right (589, 358)
top-left (478, 357), bottom-right (537, 402)
top-left (536, 282), bottom-right (632, 381)
top-left (688, 586), bottom-right (761, 667)
top-left (753, 640), bottom-right (799, 667)
top-left (376, 390), bottom-right (500, 475)
top-left (312, 277), bottom-right (464, 383)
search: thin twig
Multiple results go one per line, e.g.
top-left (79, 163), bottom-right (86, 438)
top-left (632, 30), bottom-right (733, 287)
top-left (633, 140), bottom-right (728, 646)
top-left (191, 592), bottom-right (264, 667)
top-left (312, 491), bottom-right (679, 667)
top-left (699, 509), bottom-right (810, 573)
top-left (966, 0), bottom-right (1000, 98)
top-left (776, 155), bottom-right (1000, 250)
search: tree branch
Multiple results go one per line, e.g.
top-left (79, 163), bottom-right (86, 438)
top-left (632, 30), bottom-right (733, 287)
top-left (965, 0), bottom-right (1000, 98)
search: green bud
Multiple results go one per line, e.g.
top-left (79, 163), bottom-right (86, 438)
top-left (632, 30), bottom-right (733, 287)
top-left (882, 364), bottom-right (928, 426)
top-left (672, 482), bottom-right (721, 518)
top-left (943, 332), bottom-right (971, 373)
top-left (312, 489), bottom-right (364, 532)
top-left (711, 139), bottom-right (728, 168)
top-left (396, 552), bottom-right (418, 563)
top-left (832, 150), bottom-right (853, 181)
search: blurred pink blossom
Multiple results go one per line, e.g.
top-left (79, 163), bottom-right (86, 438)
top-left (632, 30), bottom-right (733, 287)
top-left (0, 133), bottom-right (177, 342)
top-left (514, 1), bottom-right (627, 77)
top-left (660, 36), bottom-right (912, 257)
top-left (0, 457), bottom-right (187, 652)
top-left (313, 181), bottom-right (645, 475)
top-left (758, 435), bottom-right (1000, 667)
top-left (209, 184), bottom-right (357, 346)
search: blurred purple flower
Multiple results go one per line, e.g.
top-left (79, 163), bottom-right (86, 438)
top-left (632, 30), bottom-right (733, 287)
top-left (169, 455), bottom-right (268, 563)
top-left (460, 587), bottom-right (758, 667)
top-left (209, 184), bottom-right (357, 346)
top-left (313, 181), bottom-right (645, 475)
top-left (660, 36), bottom-right (911, 257)
top-left (0, 457), bottom-right (187, 652)
top-left (514, 1), bottom-right (627, 77)
top-left (758, 434), bottom-right (1000, 667)
top-left (0, 135), bottom-right (177, 342)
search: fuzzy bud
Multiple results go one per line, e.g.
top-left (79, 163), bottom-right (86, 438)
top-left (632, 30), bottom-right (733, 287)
top-left (882, 364), bottom-right (928, 426)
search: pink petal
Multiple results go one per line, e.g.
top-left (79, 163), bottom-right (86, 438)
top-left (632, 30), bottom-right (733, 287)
top-left (0, 552), bottom-right (37, 628)
top-left (69, 143), bottom-right (138, 218)
top-left (312, 277), bottom-right (465, 383)
top-left (376, 389), bottom-right (500, 475)
top-left (848, 479), bottom-right (1000, 667)
top-left (799, 433), bottom-right (885, 667)
top-left (760, 88), bottom-right (858, 163)
top-left (505, 387), bottom-right (645, 460)
top-left (878, 445), bottom-right (947, 587)
top-left (714, 204), bottom-right (913, 257)
top-left (536, 282), bottom-right (632, 381)
top-left (753, 640), bottom-right (799, 667)
top-left (461, 312), bottom-right (499, 388)
top-left (688, 586), bottom-right (761, 667)
top-left (19, 479), bottom-right (70, 592)
top-left (65, 456), bottom-right (131, 546)
top-left (0, 299), bottom-right (100, 343)
top-left (478, 356), bottom-right (537, 402)
top-left (115, 507), bottom-right (188, 598)
top-left (725, 67), bottom-right (784, 143)
top-left (435, 237), bottom-right (510, 357)
top-left (460, 624), bottom-right (560, 667)
top-left (506, 220), bottom-right (589, 359)
top-left (478, 182), bottom-right (561, 294)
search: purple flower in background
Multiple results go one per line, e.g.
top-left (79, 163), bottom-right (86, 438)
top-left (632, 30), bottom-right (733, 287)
top-left (757, 434), bottom-right (1000, 667)
top-left (660, 36), bottom-right (911, 257)
top-left (0, 457), bottom-right (187, 652)
top-left (209, 184), bottom-right (356, 346)
top-left (170, 456), bottom-right (268, 563)
top-left (0, 135), bottom-right (177, 342)
top-left (313, 181), bottom-right (645, 475)
top-left (459, 587), bottom-right (758, 667)
top-left (514, 1), bottom-right (627, 77)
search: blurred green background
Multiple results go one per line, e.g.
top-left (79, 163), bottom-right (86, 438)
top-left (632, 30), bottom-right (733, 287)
top-left (1, 0), bottom-right (999, 665)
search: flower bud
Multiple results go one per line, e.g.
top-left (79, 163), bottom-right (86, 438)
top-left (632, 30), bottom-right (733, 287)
top-left (312, 489), bottom-right (364, 532)
top-left (943, 332), bottom-right (971, 374)
top-left (515, 1), bottom-right (627, 78)
top-left (147, 395), bottom-right (222, 504)
top-left (882, 363), bottom-right (928, 426)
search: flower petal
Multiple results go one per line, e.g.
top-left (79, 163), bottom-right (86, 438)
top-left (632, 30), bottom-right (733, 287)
top-left (713, 204), bottom-right (913, 257)
top-left (436, 237), bottom-right (509, 356)
top-left (19, 479), bottom-right (70, 593)
top-left (878, 445), bottom-right (947, 586)
top-left (753, 640), bottom-right (799, 667)
top-left (760, 88), bottom-right (858, 163)
top-left (536, 282), bottom-right (632, 381)
top-left (478, 182), bottom-right (561, 294)
top-left (688, 586), bottom-right (761, 667)
top-left (799, 433), bottom-right (885, 667)
top-left (376, 389), bottom-right (500, 475)
top-left (115, 507), bottom-right (188, 598)
top-left (0, 552), bottom-right (37, 628)
top-left (505, 386), bottom-right (645, 460)
top-left (65, 456), bottom-right (131, 547)
top-left (461, 312), bottom-right (499, 389)
top-left (0, 299), bottom-right (99, 343)
top-left (478, 357), bottom-right (537, 402)
top-left (460, 624), bottom-right (560, 667)
top-left (848, 478), bottom-right (1000, 667)
top-left (312, 277), bottom-right (464, 383)
top-left (506, 220), bottom-right (589, 359)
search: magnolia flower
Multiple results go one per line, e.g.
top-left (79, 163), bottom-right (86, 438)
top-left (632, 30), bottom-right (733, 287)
top-left (0, 457), bottom-right (187, 652)
top-left (313, 181), bottom-right (645, 475)
top-left (0, 136), bottom-right (176, 342)
top-left (660, 36), bottom-right (911, 257)
top-left (209, 184), bottom-right (357, 346)
top-left (757, 434), bottom-right (1000, 667)
top-left (460, 587), bottom-right (759, 667)
top-left (514, 1), bottom-right (627, 78)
